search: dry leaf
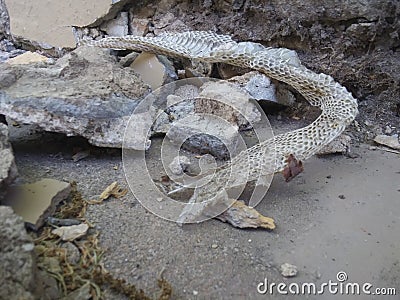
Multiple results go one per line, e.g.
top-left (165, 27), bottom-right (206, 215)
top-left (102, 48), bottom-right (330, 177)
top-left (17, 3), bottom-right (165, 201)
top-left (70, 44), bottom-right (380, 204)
top-left (216, 200), bottom-right (275, 230)
top-left (99, 182), bottom-right (128, 201)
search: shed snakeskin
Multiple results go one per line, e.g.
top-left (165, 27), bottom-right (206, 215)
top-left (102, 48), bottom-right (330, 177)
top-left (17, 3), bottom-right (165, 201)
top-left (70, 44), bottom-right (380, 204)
top-left (84, 31), bottom-right (358, 224)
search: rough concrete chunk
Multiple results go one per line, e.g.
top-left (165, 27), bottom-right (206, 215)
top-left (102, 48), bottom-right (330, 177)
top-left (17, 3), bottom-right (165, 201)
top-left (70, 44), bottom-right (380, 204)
top-left (6, 51), bottom-right (50, 65)
top-left (4, 0), bottom-right (122, 48)
top-left (0, 206), bottom-right (40, 299)
top-left (100, 11), bottom-right (129, 37)
top-left (0, 123), bottom-right (17, 199)
top-left (166, 114), bottom-right (241, 159)
top-left (374, 134), bottom-right (400, 150)
top-left (0, 46), bottom-right (150, 148)
top-left (229, 71), bottom-right (295, 107)
top-left (317, 134), bottom-right (352, 155)
top-left (198, 81), bottom-right (262, 129)
top-left (3, 179), bottom-right (71, 230)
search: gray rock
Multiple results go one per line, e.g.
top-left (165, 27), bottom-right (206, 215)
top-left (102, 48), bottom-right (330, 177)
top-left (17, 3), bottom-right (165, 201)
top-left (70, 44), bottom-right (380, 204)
top-left (0, 206), bottom-right (41, 299)
top-left (129, 17), bottom-right (149, 36)
top-left (0, 0), bottom-right (10, 38)
top-left (168, 155), bottom-right (191, 175)
top-left (61, 242), bottom-right (81, 265)
top-left (0, 46), bottom-right (150, 148)
top-left (374, 134), bottom-right (400, 150)
top-left (316, 134), bottom-right (352, 155)
top-left (198, 81), bottom-right (262, 130)
top-left (229, 71), bottom-right (296, 107)
top-left (2, 179), bottom-right (71, 230)
top-left (100, 11), bottom-right (129, 37)
top-left (280, 263), bottom-right (298, 277)
top-left (166, 114), bottom-right (241, 159)
top-left (0, 123), bottom-right (17, 200)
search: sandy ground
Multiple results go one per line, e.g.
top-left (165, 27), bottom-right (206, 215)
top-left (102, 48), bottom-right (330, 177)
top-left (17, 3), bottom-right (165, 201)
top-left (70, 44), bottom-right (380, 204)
top-left (8, 124), bottom-right (400, 299)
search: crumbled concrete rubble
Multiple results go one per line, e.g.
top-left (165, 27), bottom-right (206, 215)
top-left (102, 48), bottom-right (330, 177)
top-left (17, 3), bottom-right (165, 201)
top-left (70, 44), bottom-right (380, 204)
top-left (2, 179), bottom-right (71, 230)
top-left (100, 11), bottom-right (129, 37)
top-left (316, 134), bottom-right (352, 155)
top-left (374, 134), bottom-right (400, 150)
top-left (0, 46), bottom-right (150, 148)
top-left (0, 0), bottom-right (10, 39)
top-left (197, 81), bottom-right (262, 129)
top-left (156, 81), bottom-right (262, 158)
top-left (228, 71), bottom-right (296, 107)
top-left (169, 156), bottom-right (191, 176)
top-left (0, 123), bottom-right (17, 199)
top-left (166, 114), bottom-right (241, 159)
top-left (0, 206), bottom-right (41, 300)
top-left (0, 39), bottom-right (25, 62)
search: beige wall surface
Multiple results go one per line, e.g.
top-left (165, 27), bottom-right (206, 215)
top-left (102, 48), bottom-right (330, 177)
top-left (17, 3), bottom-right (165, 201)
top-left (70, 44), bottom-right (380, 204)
top-left (5, 0), bottom-right (113, 48)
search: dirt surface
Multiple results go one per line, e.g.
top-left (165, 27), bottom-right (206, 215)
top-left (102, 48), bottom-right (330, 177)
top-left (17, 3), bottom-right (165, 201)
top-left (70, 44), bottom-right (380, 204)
top-left (8, 121), bottom-right (400, 299)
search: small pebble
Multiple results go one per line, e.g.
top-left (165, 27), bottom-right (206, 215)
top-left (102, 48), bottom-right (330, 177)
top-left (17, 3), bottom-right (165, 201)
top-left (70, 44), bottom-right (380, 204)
top-left (193, 290), bottom-right (198, 296)
top-left (280, 263), bottom-right (298, 277)
top-left (211, 244), bottom-right (218, 249)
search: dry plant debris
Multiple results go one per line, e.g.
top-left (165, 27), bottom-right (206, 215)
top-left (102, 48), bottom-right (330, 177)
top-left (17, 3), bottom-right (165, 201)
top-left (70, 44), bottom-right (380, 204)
top-left (216, 200), bottom-right (276, 230)
top-left (33, 182), bottom-right (172, 299)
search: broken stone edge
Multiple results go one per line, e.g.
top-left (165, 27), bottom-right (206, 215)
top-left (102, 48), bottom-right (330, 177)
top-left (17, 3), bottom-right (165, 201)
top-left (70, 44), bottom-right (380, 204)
top-left (0, 123), bottom-right (17, 200)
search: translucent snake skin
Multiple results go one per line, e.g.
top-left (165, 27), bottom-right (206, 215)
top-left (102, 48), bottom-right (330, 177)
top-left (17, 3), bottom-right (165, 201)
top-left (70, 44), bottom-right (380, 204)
top-left (85, 31), bottom-right (358, 223)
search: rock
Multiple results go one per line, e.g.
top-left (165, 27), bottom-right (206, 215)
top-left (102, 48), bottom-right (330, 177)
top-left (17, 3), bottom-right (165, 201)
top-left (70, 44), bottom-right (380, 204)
top-left (229, 72), bottom-right (276, 102)
top-left (0, 39), bottom-right (26, 62)
top-left (129, 17), bottom-right (150, 36)
top-left (280, 263), bottom-right (298, 277)
top-left (6, 51), bottom-right (51, 65)
top-left (0, 123), bottom-right (17, 199)
top-left (168, 156), bottom-right (191, 175)
top-left (2, 179), bottom-right (71, 230)
top-left (38, 270), bottom-right (62, 299)
top-left (4, 0), bottom-right (126, 48)
top-left (130, 52), bottom-right (177, 90)
top-left (384, 125), bottom-right (392, 135)
top-left (197, 81), bottom-right (262, 129)
top-left (61, 242), bottom-right (81, 265)
top-left (374, 134), bottom-right (400, 150)
top-left (228, 71), bottom-right (295, 107)
top-left (0, 0), bottom-right (10, 38)
top-left (152, 12), bottom-right (191, 35)
top-left (0, 206), bottom-right (41, 299)
top-left (119, 52), bottom-right (139, 67)
top-left (52, 223), bottom-right (89, 242)
top-left (154, 81), bottom-right (264, 157)
top-left (316, 134), bottom-right (352, 155)
top-left (100, 11), bottom-right (129, 37)
top-left (166, 114), bottom-right (241, 159)
top-left (184, 60), bottom-right (213, 78)
top-left (0, 46), bottom-right (150, 148)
